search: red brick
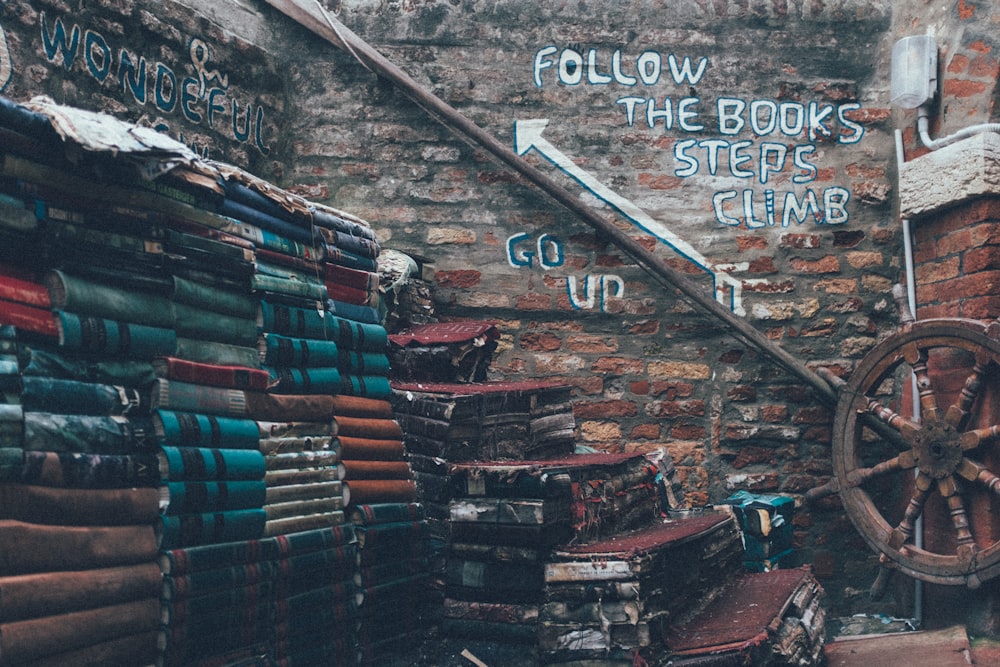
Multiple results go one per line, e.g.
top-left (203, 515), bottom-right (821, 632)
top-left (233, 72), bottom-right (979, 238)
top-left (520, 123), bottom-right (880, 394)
top-left (650, 381), bottom-right (694, 398)
top-left (792, 406), bottom-right (832, 424)
top-left (648, 400), bottom-right (706, 418)
top-left (592, 357), bottom-right (644, 374)
top-left (923, 271), bottom-right (1000, 302)
top-left (595, 254), bottom-right (625, 267)
top-left (629, 423), bottom-right (661, 440)
top-left (562, 375), bottom-right (604, 395)
top-left (800, 319), bottom-right (837, 337)
top-left (803, 425), bottom-right (832, 443)
top-left (628, 320), bottom-right (660, 335)
top-left (671, 423), bottom-right (706, 440)
top-left (813, 278), bottom-right (858, 294)
top-left (960, 295), bottom-right (1000, 320)
top-left (780, 233), bottom-right (821, 249)
top-left (832, 230), bottom-right (865, 248)
top-left (731, 446), bottom-right (774, 469)
top-left (719, 349), bottom-right (744, 364)
top-left (727, 385), bottom-right (757, 401)
top-left (574, 400), bottom-right (638, 419)
top-left (917, 303), bottom-right (960, 319)
top-left (761, 405), bottom-right (789, 422)
top-left (936, 224), bottom-right (1000, 258)
top-left (790, 255), bottom-right (840, 273)
top-left (515, 293), bottom-right (552, 310)
top-left (841, 106), bottom-right (890, 124)
top-left (744, 280), bottom-right (795, 293)
top-left (435, 269), bottom-right (481, 288)
top-left (737, 236), bottom-right (768, 251)
top-left (943, 78), bottom-right (987, 98)
top-left (964, 246), bottom-right (1000, 273)
top-left (566, 335), bottom-right (617, 354)
top-left (740, 473), bottom-right (780, 491)
top-left (630, 380), bottom-right (649, 395)
top-left (916, 256), bottom-right (961, 284)
top-left (637, 173), bottom-right (683, 190)
top-left (970, 54), bottom-right (1000, 79)
top-left (845, 163), bottom-right (885, 179)
top-left (519, 332), bottom-right (562, 352)
top-left (748, 256), bottom-right (778, 274)
top-left (947, 53), bottom-right (971, 74)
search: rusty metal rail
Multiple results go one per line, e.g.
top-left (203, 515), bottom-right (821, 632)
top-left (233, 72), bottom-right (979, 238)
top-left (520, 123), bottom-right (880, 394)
top-left (265, 0), bottom-right (838, 407)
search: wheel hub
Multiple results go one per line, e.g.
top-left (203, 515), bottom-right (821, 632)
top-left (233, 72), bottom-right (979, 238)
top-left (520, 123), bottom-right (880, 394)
top-left (912, 419), bottom-right (963, 479)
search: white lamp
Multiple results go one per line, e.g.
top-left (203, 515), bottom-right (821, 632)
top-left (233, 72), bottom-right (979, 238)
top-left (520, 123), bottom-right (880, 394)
top-left (890, 35), bottom-right (937, 110)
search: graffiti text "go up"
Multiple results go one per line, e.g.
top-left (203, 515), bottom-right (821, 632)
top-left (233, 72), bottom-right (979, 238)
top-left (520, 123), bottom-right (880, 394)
top-left (506, 233), bottom-right (625, 312)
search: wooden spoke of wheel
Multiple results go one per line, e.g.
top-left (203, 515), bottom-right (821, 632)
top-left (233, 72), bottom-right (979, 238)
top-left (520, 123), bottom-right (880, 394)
top-left (831, 317), bottom-right (1000, 587)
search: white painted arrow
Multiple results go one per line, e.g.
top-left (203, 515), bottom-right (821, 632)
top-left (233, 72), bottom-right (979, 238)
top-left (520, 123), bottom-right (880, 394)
top-left (514, 118), bottom-right (765, 315)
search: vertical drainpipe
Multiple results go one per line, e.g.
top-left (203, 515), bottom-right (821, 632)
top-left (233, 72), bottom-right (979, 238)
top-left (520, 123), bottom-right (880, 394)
top-left (895, 128), bottom-right (923, 626)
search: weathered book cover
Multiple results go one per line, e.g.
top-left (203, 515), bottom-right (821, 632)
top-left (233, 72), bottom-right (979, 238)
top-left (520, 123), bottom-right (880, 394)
top-left (0, 596), bottom-right (160, 664)
top-left (450, 497), bottom-right (572, 526)
top-left (153, 356), bottom-right (271, 391)
top-left (0, 562), bottom-right (162, 622)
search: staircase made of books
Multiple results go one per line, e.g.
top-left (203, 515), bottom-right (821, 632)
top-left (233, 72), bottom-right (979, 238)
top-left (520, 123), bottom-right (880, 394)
top-left (386, 308), bottom-right (827, 664)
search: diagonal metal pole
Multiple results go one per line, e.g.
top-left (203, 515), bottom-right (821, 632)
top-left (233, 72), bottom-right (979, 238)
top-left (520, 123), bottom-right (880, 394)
top-left (263, 0), bottom-right (839, 407)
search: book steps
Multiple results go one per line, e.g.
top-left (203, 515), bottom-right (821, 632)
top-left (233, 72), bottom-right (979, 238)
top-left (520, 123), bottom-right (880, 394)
top-left (0, 95), bottom-right (421, 665)
top-left (541, 511), bottom-right (744, 664)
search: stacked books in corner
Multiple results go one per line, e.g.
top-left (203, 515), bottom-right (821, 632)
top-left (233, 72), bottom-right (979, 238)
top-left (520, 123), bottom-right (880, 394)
top-left (440, 453), bottom-right (667, 662)
top-left (351, 502), bottom-right (432, 666)
top-left (541, 511), bottom-right (745, 666)
top-left (0, 326), bottom-right (162, 667)
top-left (0, 94), bottom-right (405, 666)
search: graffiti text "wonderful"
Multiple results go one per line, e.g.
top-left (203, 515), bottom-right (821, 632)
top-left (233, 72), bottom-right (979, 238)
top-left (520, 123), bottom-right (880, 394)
top-left (40, 12), bottom-right (269, 156)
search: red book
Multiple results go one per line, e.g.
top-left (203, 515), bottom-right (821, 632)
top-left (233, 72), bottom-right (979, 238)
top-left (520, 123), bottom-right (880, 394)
top-left (323, 262), bottom-right (379, 292)
top-left (325, 281), bottom-right (375, 307)
top-left (0, 266), bottom-right (50, 308)
top-left (255, 247), bottom-right (324, 274)
top-left (335, 415), bottom-right (404, 440)
top-left (152, 356), bottom-right (270, 391)
top-left (0, 298), bottom-right (57, 337)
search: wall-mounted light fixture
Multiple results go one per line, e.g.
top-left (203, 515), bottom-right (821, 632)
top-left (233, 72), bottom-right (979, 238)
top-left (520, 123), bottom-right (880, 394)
top-left (890, 35), bottom-right (937, 110)
top-left (891, 33), bottom-right (1000, 150)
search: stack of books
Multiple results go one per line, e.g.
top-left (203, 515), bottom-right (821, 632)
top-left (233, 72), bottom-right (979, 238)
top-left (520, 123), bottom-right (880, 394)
top-left (0, 94), bottom-right (408, 666)
top-left (541, 511), bottom-right (744, 665)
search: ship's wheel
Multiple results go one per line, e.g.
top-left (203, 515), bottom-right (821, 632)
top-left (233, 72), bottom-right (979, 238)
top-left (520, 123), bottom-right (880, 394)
top-left (822, 289), bottom-right (1000, 588)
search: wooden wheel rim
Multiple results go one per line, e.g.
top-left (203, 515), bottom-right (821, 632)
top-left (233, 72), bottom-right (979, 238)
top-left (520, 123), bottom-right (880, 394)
top-left (833, 318), bottom-right (1000, 587)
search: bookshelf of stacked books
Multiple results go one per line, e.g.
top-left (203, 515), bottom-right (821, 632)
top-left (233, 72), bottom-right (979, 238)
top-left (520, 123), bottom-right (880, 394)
top-left (0, 95), bottom-right (426, 666)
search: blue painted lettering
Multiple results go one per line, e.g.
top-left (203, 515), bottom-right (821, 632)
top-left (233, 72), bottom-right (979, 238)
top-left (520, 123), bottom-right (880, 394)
top-left (611, 51), bottom-right (637, 86)
top-left (506, 232), bottom-right (535, 267)
top-left (181, 76), bottom-right (202, 123)
top-left (567, 274), bottom-right (626, 311)
top-left (533, 47), bottom-right (707, 88)
top-left (837, 103), bottom-right (865, 144)
top-left (118, 50), bottom-right (147, 104)
top-left (84, 30), bottom-right (111, 81)
top-left (558, 49), bottom-right (584, 85)
top-left (587, 50), bottom-right (612, 85)
top-left (533, 46), bottom-right (557, 87)
top-left (38, 13), bottom-right (271, 156)
top-left (155, 64), bottom-right (177, 112)
top-left (207, 88), bottom-right (226, 128)
top-left (40, 13), bottom-right (80, 70)
top-left (233, 101), bottom-right (252, 143)
top-left (712, 187), bottom-right (851, 228)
